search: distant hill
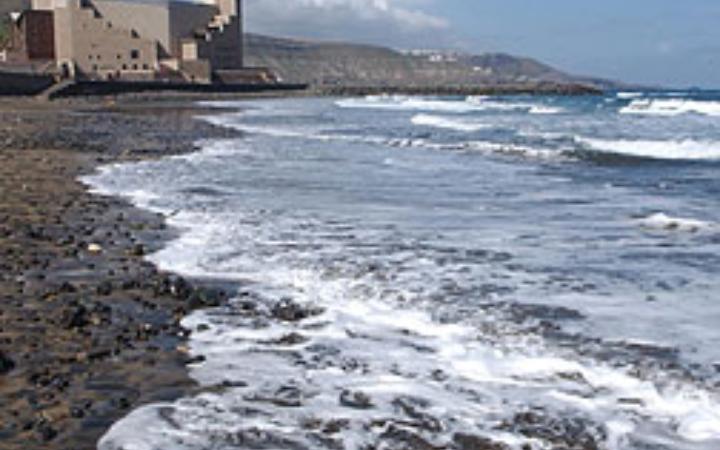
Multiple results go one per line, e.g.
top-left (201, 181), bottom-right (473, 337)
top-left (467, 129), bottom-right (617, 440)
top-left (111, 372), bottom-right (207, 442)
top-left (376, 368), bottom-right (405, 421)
top-left (245, 33), bottom-right (620, 91)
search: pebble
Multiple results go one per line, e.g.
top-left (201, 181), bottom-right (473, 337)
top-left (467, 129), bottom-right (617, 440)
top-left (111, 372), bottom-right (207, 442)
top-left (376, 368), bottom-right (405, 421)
top-left (0, 350), bottom-right (15, 374)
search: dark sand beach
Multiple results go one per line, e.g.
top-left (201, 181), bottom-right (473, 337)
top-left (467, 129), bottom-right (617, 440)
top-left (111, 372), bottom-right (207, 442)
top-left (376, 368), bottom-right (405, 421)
top-left (0, 96), bottom-right (242, 450)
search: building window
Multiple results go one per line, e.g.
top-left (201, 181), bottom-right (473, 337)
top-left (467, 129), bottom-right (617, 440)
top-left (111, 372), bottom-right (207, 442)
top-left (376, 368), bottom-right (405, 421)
top-left (92, 64), bottom-right (98, 71)
top-left (142, 64), bottom-right (149, 70)
top-left (97, 55), bottom-right (102, 61)
top-left (130, 50), bottom-right (140, 60)
top-left (132, 64), bottom-right (138, 70)
top-left (117, 54), bottom-right (122, 60)
top-left (88, 55), bottom-right (93, 60)
top-left (122, 64), bottom-right (127, 70)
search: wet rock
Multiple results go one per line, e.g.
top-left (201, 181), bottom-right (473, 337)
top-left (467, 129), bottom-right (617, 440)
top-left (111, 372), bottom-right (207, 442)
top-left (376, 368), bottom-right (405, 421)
top-left (154, 275), bottom-right (191, 300)
top-left (221, 380), bottom-right (248, 388)
top-left (501, 411), bottom-right (604, 450)
top-left (0, 350), bottom-right (15, 374)
top-left (392, 397), bottom-right (442, 433)
top-left (58, 281), bottom-right (78, 293)
top-left (184, 355), bottom-right (206, 365)
top-left (188, 287), bottom-right (225, 308)
top-left (271, 298), bottom-right (324, 322)
top-left (379, 424), bottom-right (441, 450)
top-left (34, 421), bottom-right (58, 442)
top-left (339, 390), bottom-right (374, 409)
top-left (60, 304), bottom-right (89, 329)
top-left (272, 385), bottom-right (304, 407)
top-left (96, 280), bottom-right (114, 296)
top-left (453, 433), bottom-right (511, 450)
top-left (130, 244), bottom-right (145, 256)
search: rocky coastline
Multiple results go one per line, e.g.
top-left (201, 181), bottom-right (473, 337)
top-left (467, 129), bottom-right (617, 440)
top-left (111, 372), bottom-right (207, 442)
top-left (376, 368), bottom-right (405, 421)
top-left (0, 96), bottom-right (243, 450)
top-left (315, 82), bottom-right (603, 97)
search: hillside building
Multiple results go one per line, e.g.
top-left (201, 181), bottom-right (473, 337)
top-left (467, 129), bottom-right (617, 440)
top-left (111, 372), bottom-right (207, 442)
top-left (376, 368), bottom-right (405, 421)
top-left (2, 0), bottom-right (250, 83)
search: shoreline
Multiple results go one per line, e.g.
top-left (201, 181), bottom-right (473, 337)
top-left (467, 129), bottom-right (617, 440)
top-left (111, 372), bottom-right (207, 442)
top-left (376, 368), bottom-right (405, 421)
top-left (0, 95), bottom-right (243, 449)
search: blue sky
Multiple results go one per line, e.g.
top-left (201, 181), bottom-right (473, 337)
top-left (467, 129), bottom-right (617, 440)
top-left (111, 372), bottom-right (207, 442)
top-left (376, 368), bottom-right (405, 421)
top-left (244, 0), bottom-right (720, 88)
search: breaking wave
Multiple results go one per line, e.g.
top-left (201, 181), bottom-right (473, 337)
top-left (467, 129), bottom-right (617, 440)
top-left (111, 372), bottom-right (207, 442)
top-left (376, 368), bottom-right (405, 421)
top-left (336, 95), bottom-right (563, 115)
top-left (84, 95), bottom-right (720, 450)
top-left (617, 92), bottom-right (644, 99)
top-left (637, 213), bottom-right (714, 233)
top-left (411, 113), bottom-right (490, 132)
top-left (576, 137), bottom-right (720, 161)
top-left (620, 99), bottom-right (720, 117)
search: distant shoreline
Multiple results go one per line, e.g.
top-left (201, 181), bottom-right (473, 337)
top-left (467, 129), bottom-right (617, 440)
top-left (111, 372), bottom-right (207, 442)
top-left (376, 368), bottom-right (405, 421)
top-left (315, 83), bottom-right (603, 97)
top-left (0, 67), bottom-right (603, 99)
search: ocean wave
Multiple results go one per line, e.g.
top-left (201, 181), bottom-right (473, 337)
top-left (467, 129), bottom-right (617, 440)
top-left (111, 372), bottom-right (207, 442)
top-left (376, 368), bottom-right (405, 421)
top-left (93, 200), bottom-right (720, 450)
top-left (336, 95), bottom-right (485, 113)
top-left (576, 137), bottom-right (720, 161)
top-left (336, 95), bottom-right (561, 114)
top-left (616, 92), bottom-right (644, 99)
top-left (528, 105), bottom-right (566, 115)
top-left (620, 98), bottom-right (720, 117)
top-left (411, 113), bottom-right (490, 132)
top-left (86, 107), bottom-right (720, 450)
top-left (637, 213), bottom-right (713, 233)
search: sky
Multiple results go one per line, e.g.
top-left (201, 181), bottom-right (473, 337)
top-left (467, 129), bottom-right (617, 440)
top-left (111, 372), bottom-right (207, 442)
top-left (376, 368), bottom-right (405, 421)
top-left (242, 0), bottom-right (720, 88)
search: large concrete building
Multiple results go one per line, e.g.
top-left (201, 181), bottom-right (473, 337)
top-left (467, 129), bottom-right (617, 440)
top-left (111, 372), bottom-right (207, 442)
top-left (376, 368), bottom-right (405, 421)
top-left (3, 0), bottom-right (247, 83)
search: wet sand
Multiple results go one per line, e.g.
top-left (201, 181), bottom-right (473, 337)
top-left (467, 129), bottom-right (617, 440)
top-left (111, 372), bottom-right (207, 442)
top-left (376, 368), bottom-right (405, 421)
top-left (0, 96), bottom-right (242, 450)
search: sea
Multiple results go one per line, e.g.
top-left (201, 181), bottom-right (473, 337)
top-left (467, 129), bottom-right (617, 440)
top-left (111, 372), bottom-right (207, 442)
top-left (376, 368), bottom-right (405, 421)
top-left (84, 91), bottom-right (720, 450)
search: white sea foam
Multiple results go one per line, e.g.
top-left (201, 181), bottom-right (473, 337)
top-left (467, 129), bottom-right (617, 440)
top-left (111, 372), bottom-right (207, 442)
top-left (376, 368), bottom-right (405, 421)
top-left (576, 137), bottom-right (720, 160)
top-left (620, 98), bottom-right (720, 117)
top-left (92, 150), bottom-right (720, 450)
top-left (411, 113), bottom-right (490, 132)
top-left (617, 92), bottom-right (644, 99)
top-left (528, 105), bottom-right (565, 115)
top-left (98, 249), bottom-right (720, 450)
top-left (86, 97), bottom-right (720, 450)
top-left (336, 95), bottom-right (484, 113)
top-left (637, 213), bottom-right (713, 233)
top-left (336, 95), bottom-right (554, 114)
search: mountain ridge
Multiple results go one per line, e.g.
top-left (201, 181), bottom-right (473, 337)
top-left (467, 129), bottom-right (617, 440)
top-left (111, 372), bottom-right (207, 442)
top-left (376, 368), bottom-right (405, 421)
top-left (245, 33), bottom-right (622, 92)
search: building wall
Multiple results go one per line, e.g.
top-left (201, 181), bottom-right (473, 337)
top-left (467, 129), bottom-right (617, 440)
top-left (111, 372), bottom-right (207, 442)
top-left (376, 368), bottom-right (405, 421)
top-left (92, 0), bottom-right (171, 57)
top-left (53, 0), bottom-right (157, 80)
top-left (185, 0), bottom-right (243, 71)
top-left (28, 0), bottom-right (244, 81)
top-left (206, 15), bottom-right (243, 70)
top-left (31, 0), bottom-right (55, 10)
top-left (169, 2), bottom-right (217, 57)
top-left (216, 0), bottom-right (239, 17)
top-left (90, 1), bottom-right (218, 60)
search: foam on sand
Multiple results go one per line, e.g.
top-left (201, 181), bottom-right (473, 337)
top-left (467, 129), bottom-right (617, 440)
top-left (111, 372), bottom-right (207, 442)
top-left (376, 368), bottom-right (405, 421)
top-left (620, 99), bottom-right (720, 117)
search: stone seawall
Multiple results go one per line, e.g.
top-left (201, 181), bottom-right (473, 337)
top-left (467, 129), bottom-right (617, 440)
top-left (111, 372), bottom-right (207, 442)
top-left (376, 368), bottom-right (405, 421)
top-left (0, 71), bottom-right (54, 96)
top-left (49, 81), bottom-right (308, 99)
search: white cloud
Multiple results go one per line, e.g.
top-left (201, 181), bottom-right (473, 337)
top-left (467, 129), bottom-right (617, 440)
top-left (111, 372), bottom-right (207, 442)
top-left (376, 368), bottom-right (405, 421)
top-left (244, 0), bottom-right (450, 47)
top-left (287, 0), bottom-right (447, 29)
